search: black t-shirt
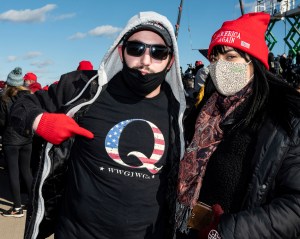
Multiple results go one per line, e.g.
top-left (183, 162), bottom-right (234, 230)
top-left (56, 73), bottom-right (170, 239)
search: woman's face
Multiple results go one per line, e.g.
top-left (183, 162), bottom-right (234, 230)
top-left (209, 46), bottom-right (254, 80)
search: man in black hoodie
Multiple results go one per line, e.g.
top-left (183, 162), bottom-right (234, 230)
top-left (11, 11), bottom-right (185, 239)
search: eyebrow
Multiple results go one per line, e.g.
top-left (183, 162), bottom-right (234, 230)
top-left (222, 49), bottom-right (237, 54)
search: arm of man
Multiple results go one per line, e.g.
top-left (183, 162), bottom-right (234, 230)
top-left (10, 70), bottom-right (97, 140)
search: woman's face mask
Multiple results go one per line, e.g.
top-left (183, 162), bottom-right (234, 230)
top-left (208, 59), bottom-right (253, 96)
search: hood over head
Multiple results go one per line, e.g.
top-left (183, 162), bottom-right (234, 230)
top-left (95, 11), bottom-right (186, 158)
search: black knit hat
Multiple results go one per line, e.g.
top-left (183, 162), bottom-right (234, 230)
top-left (123, 21), bottom-right (172, 47)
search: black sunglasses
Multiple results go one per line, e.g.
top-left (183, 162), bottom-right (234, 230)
top-left (125, 41), bottom-right (172, 60)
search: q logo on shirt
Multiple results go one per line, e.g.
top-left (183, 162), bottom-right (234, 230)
top-left (105, 119), bottom-right (165, 174)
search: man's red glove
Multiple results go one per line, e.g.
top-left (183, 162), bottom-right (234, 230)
top-left (198, 204), bottom-right (224, 239)
top-left (36, 113), bottom-right (94, 145)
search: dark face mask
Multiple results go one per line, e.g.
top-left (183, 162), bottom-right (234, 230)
top-left (121, 63), bottom-right (167, 97)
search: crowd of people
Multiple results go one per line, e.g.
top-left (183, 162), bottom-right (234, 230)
top-left (0, 10), bottom-right (299, 239)
top-left (181, 50), bottom-right (300, 110)
top-left (268, 50), bottom-right (300, 91)
top-left (0, 60), bottom-right (94, 218)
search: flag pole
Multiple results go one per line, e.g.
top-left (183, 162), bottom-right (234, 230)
top-left (175, 0), bottom-right (184, 39)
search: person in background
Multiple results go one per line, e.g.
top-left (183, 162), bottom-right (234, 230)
top-left (194, 66), bottom-right (208, 91)
top-left (23, 72), bottom-right (37, 87)
top-left (0, 67), bottom-right (33, 218)
top-left (27, 80), bottom-right (43, 177)
top-left (193, 61), bottom-right (205, 92)
top-left (28, 82), bottom-right (42, 94)
top-left (296, 50), bottom-right (300, 65)
top-left (192, 61), bottom-right (204, 76)
top-left (268, 51), bottom-right (276, 74)
top-left (41, 81), bottom-right (59, 92)
top-left (0, 80), bottom-right (6, 94)
top-left (11, 11), bottom-right (185, 239)
top-left (77, 60), bottom-right (93, 70)
top-left (183, 61), bottom-right (204, 109)
top-left (274, 56), bottom-right (283, 77)
top-left (176, 12), bottom-right (300, 239)
top-left (194, 66), bottom-right (209, 106)
top-left (287, 53), bottom-right (294, 66)
top-left (279, 53), bottom-right (288, 79)
top-left (0, 80), bottom-right (6, 157)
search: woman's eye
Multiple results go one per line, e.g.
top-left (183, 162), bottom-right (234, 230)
top-left (226, 55), bottom-right (237, 60)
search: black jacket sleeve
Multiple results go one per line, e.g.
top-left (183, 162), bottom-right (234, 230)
top-left (10, 70), bottom-right (98, 137)
top-left (219, 129), bottom-right (300, 239)
top-left (0, 100), bottom-right (8, 134)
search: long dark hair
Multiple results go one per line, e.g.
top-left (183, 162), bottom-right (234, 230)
top-left (184, 45), bottom-right (297, 144)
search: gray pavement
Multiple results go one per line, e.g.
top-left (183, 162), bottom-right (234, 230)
top-left (0, 153), bottom-right (53, 239)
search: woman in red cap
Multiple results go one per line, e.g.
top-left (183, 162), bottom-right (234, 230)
top-left (23, 72), bottom-right (37, 87)
top-left (176, 12), bottom-right (300, 239)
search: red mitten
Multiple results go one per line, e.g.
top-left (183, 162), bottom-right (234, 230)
top-left (198, 204), bottom-right (224, 239)
top-left (36, 113), bottom-right (94, 145)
